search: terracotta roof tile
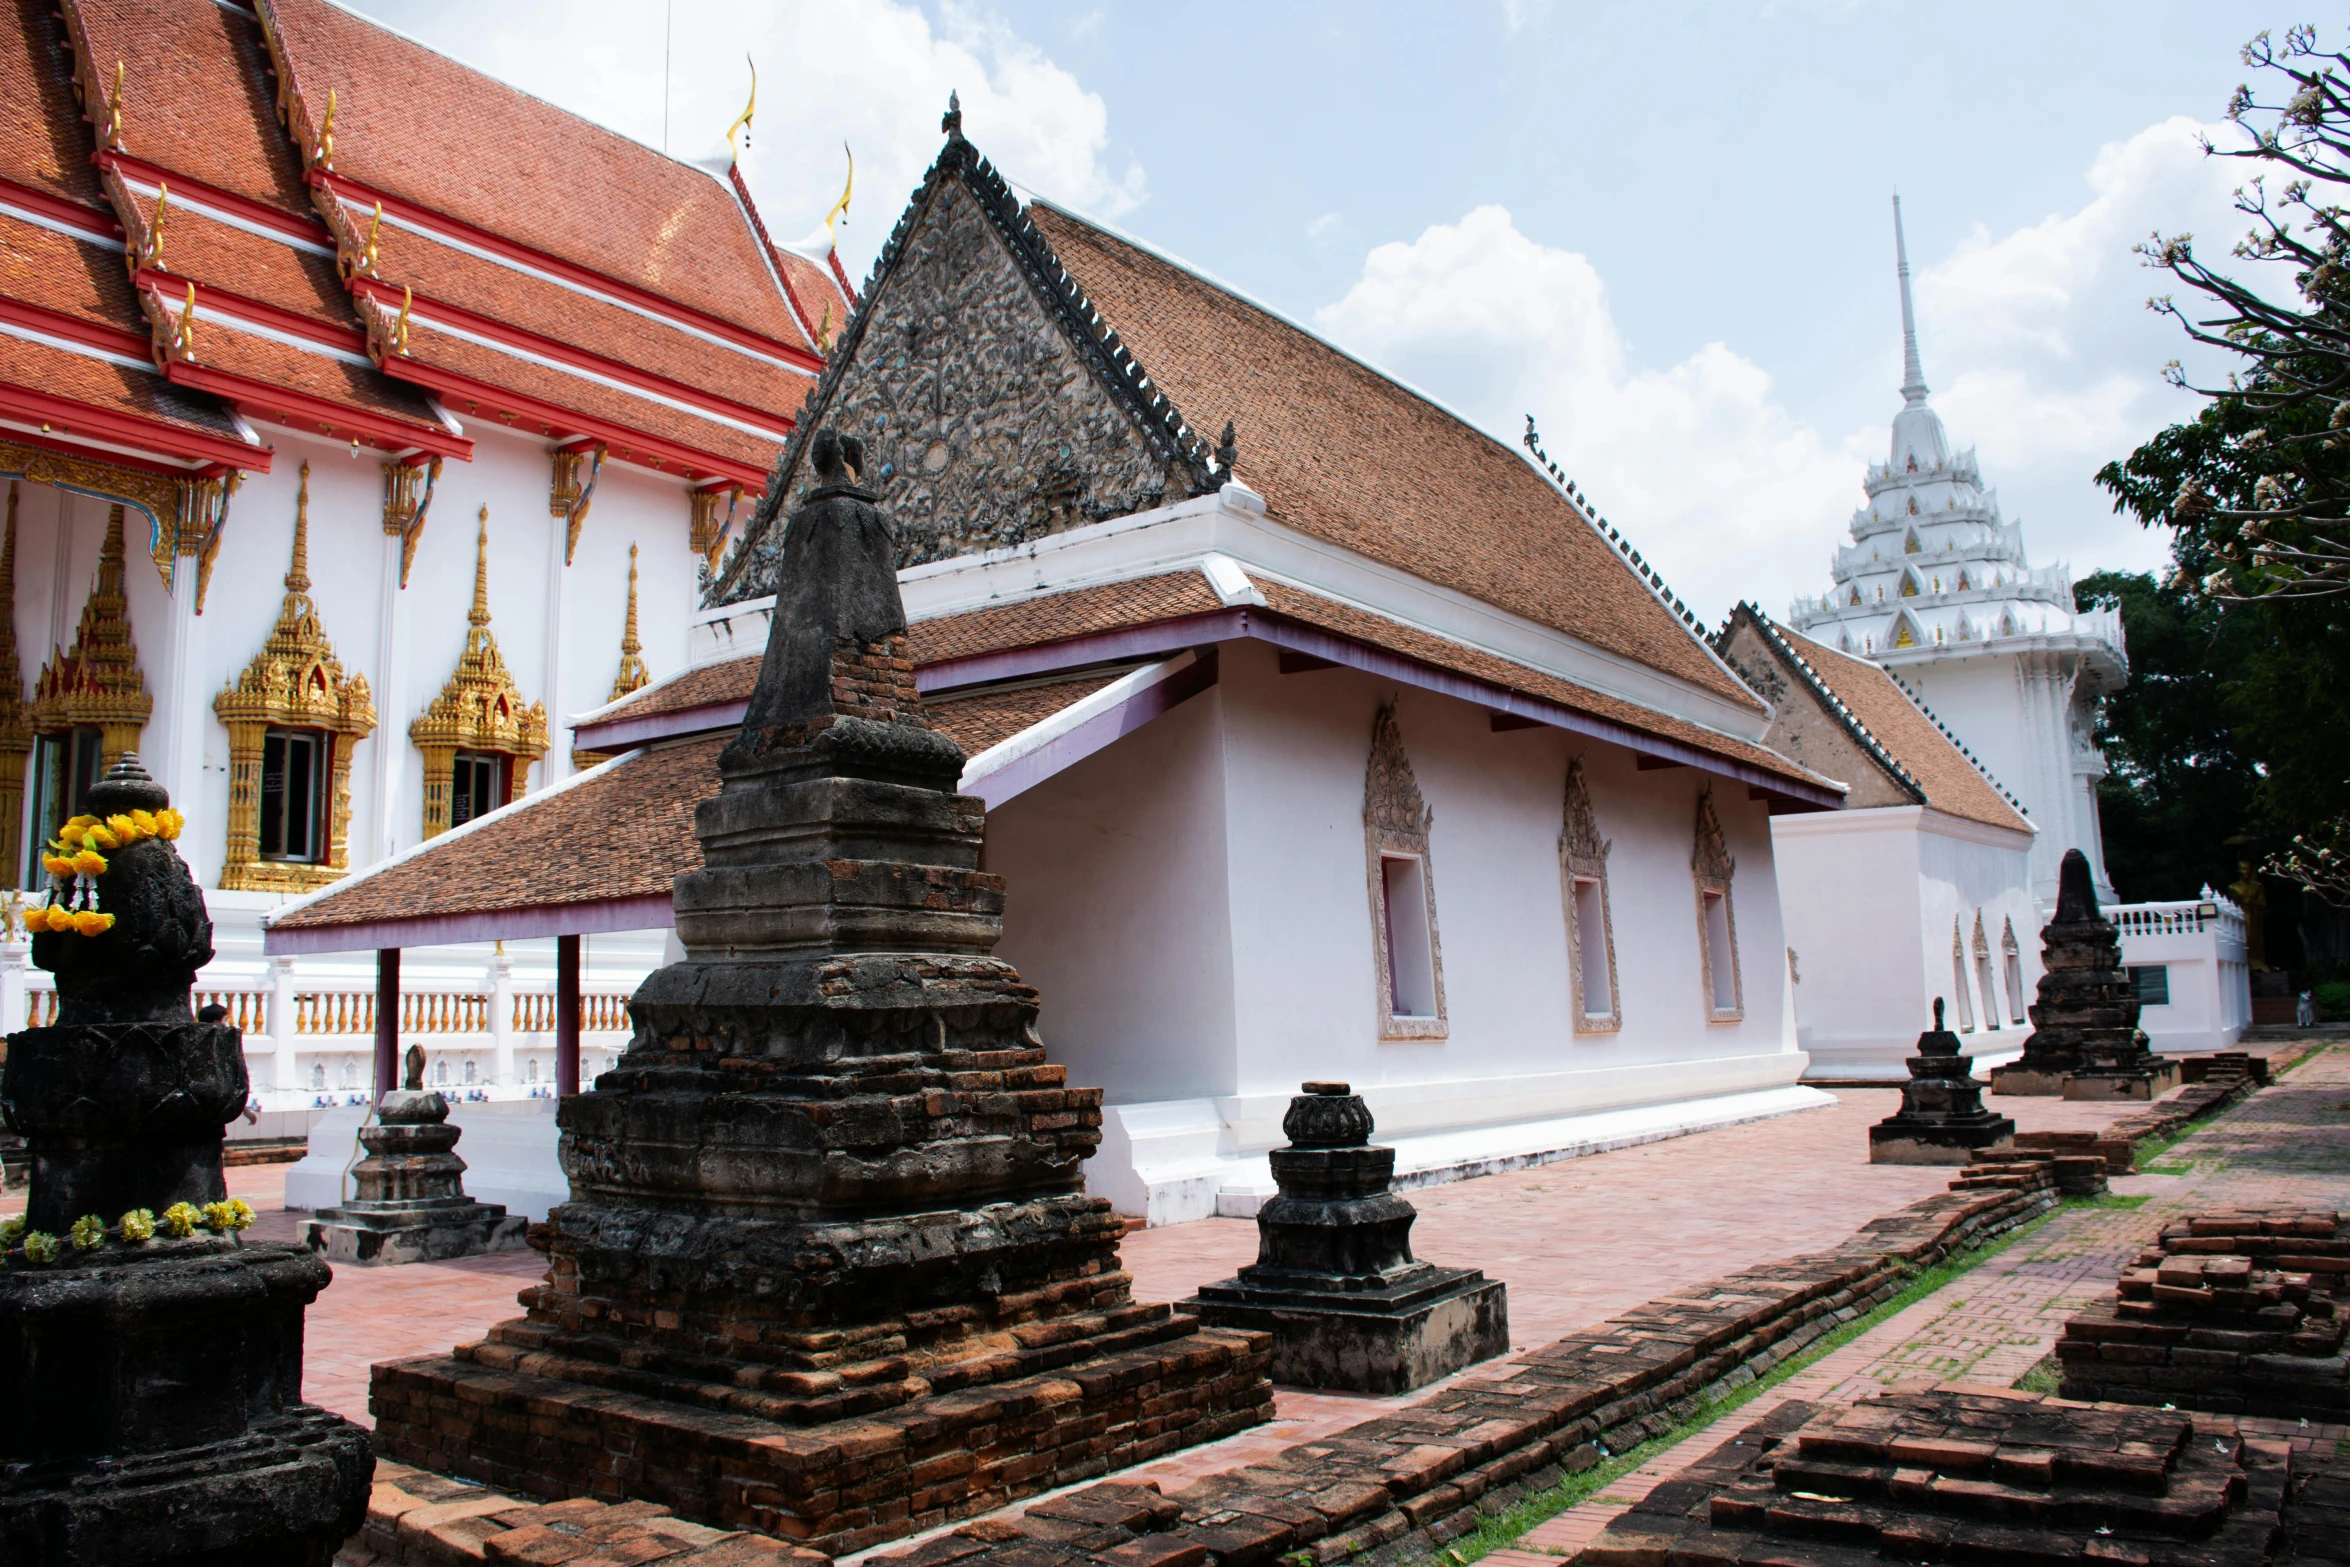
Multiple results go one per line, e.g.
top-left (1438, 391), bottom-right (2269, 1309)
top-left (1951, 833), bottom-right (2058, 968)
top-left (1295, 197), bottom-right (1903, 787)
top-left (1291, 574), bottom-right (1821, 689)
top-left (115, 188), bottom-right (353, 332)
top-left (582, 655), bottom-right (757, 730)
top-left (927, 675), bottom-right (1119, 755)
top-left (1774, 623), bottom-right (2031, 834)
top-left (3, 0), bottom-right (108, 209)
top-left (263, 0), bottom-right (809, 350)
top-left (391, 317), bottom-right (782, 472)
top-left (1024, 202), bottom-right (1759, 713)
top-left (911, 573), bottom-right (1229, 665)
top-left (357, 217), bottom-right (815, 417)
top-left (174, 309), bottom-right (447, 432)
top-left (273, 737), bottom-right (721, 931)
top-left (66, 0), bottom-right (317, 219)
top-left (0, 212), bottom-right (142, 333)
top-left (0, 327), bottom-right (246, 444)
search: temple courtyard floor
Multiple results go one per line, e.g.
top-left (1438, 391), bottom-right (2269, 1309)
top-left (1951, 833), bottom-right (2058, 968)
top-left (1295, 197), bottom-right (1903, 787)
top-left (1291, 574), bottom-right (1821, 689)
top-left (13, 1050), bottom-right (2343, 1563)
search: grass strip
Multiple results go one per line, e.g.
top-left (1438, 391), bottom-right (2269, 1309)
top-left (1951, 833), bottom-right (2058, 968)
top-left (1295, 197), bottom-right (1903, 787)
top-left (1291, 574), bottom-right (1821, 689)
top-left (1418, 1199), bottom-right (2076, 1567)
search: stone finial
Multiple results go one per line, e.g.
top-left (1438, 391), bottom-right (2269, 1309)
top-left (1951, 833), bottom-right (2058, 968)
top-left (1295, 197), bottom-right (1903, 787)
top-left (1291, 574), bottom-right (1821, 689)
top-left (1215, 419), bottom-right (1238, 480)
top-left (2050, 845), bottom-right (2104, 930)
top-left (1282, 1081), bottom-right (1373, 1148)
top-left (942, 90), bottom-right (963, 140)
top-left (404, 1040), bottom-right (426, 1091)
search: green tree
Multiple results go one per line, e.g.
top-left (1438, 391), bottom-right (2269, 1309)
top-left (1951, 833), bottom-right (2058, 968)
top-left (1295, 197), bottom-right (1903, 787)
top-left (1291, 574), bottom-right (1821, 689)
top-left (2076, 569), bottom-right (2267, 902)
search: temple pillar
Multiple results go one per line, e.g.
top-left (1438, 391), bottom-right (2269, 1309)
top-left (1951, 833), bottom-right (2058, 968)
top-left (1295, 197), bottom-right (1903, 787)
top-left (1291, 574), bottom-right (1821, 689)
top-left (271, 953), bottom-right (300, 1098)
top-left (554, 933), bottom-right (579, 1098)
top-left (371, 528), bottom-right (405, 863)
top-left (372, 948), bottom-right (400, 1103)
top-left (487, 942), bottom-right (515, 1088)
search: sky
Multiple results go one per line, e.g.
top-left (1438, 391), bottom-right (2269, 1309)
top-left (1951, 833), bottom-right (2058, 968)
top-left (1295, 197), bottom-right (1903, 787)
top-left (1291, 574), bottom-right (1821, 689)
top-left (361, 0), bottom-right (2285, 625)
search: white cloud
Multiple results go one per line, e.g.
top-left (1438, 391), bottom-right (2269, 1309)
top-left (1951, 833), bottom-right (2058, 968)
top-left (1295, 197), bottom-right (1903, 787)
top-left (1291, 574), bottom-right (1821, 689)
top-left (1306, 212), bottom-right (1342, 241)
top-left (1314, 205), bottom-right (1861, 626)
top-left (367, 0), bottom-right (1142, 284)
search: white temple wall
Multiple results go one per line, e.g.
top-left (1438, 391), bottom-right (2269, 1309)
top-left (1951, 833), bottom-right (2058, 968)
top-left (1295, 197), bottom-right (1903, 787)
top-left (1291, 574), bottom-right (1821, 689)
top-left (1770, 806), bottom-right (2039, 1081)
top-left (993, 637), bottom-right (1819, 1226)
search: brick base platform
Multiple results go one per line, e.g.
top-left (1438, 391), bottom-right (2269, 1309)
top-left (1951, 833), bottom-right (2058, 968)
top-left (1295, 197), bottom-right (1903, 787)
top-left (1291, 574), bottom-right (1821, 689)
top-left (372, 1317), bottom-right (1273, 1557)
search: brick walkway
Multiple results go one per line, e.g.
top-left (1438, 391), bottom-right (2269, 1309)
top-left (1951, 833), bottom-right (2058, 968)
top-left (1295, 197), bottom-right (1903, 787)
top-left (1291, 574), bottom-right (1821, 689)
top-left (0, 1073), bottom-right (2240, 1439)
top-left (1489, 1045), bottom-right (2350, 1564)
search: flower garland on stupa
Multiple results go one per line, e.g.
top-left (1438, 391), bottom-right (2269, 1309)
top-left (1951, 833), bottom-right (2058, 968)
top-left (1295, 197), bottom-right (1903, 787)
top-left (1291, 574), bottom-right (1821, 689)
top-left (23, 805), bottom-right (184, 935)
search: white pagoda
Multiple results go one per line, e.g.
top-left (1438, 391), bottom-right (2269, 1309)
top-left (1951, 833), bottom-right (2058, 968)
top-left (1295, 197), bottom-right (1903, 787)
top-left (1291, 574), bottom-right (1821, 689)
top-left (1788, 198), bottom-right (2127, 904)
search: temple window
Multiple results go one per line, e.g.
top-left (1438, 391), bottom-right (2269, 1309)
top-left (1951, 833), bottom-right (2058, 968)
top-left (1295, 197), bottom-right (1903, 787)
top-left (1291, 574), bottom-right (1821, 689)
top-left (1691, 789), bottom-right (1741, 1021)
top-left (2002, 918), bottom-right (2026, 1023)
top-left (24, 729), bottom-right (103, 885)
top-left (258, 729), bottom-right (327, 862)
top-left (411, 507), bottom-right (549, 840)
top-left (1558, 756), bottom-right (1620, 1032)
top-left (1972, 913), bottom-right (2001, 1031)
top-left (1950, 919), bottom-right (1977, 1031)
top-left (217, 465), bottom-right (374, 890)
top-left (27, 503), bottom-right (150, 883)
top-left (1363, 703), bottom-right (1447, 1039)
top-left (1903, 528), bottom-right (1920, 553)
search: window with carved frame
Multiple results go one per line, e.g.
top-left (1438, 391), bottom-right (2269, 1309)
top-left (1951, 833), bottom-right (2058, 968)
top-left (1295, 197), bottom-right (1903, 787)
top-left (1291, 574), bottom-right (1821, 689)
top-left (1559, 756), bottom-right (1620, 1032)
top-left (1692, 788), bottom-right (1742, 1021)
top-left (1363, 702), bottom-right (1447, 1040)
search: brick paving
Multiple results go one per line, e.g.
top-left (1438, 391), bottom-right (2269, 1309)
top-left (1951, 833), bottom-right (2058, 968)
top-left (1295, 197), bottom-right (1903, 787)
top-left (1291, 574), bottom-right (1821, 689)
top-left (1500, 1044), bottom-right (2350, 1562)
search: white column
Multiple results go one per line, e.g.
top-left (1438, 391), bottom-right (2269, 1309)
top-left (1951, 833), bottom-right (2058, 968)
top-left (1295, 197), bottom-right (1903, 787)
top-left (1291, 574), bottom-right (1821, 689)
top-left (158, 568), bottom-right (206, 863)
top-left (270, 953), bottom-right (300, 1099)
top-left (0, 936), bottom-right (27, 1035)
top-left (540, 512), bottom-right (571, 785)
top-left (371, 530), bottom-right (405, 861)
top-left (488, 942), bottom-right (515, 1088)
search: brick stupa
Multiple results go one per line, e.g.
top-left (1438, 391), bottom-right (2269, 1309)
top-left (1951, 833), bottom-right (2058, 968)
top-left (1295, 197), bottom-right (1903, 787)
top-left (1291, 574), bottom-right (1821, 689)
top-left (370, 432), bottom-right (1272, 1555)
top-left (1866, 999), bottom-right (2015, 1164)
top-left (1990, 847), bottom-right (2174, 1099)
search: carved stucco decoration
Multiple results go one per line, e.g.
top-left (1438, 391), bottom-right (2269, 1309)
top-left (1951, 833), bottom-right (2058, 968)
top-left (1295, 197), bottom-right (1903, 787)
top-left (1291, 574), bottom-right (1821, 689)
top-left (409, 507), bottom-right (548, 839)
top-left (0, 439), bottom-right (237, 602)
top-left (1364, 701), bottom-right (1447, 1041)
top-left (1691, 786), bottom-right (1742, 1022)
top-left (710, 129), bottom-right (1215, 605)
top-left (31, 503), bottom-right (150, 767)
top-left (214, 462), bottom-right (376, 892)
top-left (1558, 754), bottom-right (1620, 1034)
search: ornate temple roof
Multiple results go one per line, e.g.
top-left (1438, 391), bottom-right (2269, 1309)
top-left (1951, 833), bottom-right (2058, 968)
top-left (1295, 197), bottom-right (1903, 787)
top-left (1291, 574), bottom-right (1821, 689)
top-left (1786, 198), bottom-right (2125, 686)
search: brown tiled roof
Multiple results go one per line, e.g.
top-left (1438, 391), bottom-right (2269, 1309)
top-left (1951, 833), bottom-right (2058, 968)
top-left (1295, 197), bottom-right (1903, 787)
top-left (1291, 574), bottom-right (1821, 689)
top-left (262, 0), bottom-right (815, 352)
top-left (116, 191), bottom-right (353, 333)
top-left (176, 312), bottom-right (449, 434)
top-left (928, 675), bottom-right (1120, 755)
top-left (587, 656), bottom-right (758, 729)
top-left (912, 573), bottom-right (1228, 665)
top-left (0, 329), bottom-right (247, 444)
top-left (1774, 622), bottom-right (2030, 834)
top-left (392, 318), bottom-right (782, 472)
top-left (273, 737), bottom-right (722, 931)
top-left (1025, 202), bottom-right (1760, 714)
top-left (67, 0), bottom-right (318, 220)
top-left (0, 212), bottom-right (143, 333)
top-left (3, 0), bottom-right (108, 208)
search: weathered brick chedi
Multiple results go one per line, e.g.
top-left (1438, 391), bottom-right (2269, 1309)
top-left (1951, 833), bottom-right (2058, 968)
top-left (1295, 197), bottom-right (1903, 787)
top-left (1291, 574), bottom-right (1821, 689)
top-left (1186, 1081), bottom-right (1508, 1393)
top-left (303, 1081), bottom-right (528, 1266)
top-left (370, 433), bottom-right (1274, 1554)
top-left (0, 755), bottom-right (371, 1566)
top-left (1866, 999), bottom-right (2014, 1164)
top-left (1991, 847), bottom-right (2174, 1099)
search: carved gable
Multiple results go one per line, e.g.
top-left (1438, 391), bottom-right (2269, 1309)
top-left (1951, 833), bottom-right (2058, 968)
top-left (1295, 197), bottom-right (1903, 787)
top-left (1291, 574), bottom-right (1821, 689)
top-left (714, 145), bottom-right (1209, 603)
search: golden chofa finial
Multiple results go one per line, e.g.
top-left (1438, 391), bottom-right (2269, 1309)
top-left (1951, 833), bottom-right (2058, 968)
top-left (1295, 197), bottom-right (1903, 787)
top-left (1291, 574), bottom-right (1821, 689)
top-left (314, 86), bottom-right (336, 170)
top-left (390, 285), bottom-right (412, 356)
top-left (169, 281), bottom-right (197, 360)
top-left (610, 542), bottom-right (648, 701)
top-left (824, 142), bottom-right (853, 239)
top-left (359, 199), bottom-right (382, 276)
top-left (470, 504), bottom-right (491, 627)
top-left (724, 55), bottom-right (756, 163)
top-left (140, 180), bottom-right (169, 270)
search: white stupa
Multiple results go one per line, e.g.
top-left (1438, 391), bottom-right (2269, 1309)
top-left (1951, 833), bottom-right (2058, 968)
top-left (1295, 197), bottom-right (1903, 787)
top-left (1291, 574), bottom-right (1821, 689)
top-left (1788, 197), bottom-right (2127, 904)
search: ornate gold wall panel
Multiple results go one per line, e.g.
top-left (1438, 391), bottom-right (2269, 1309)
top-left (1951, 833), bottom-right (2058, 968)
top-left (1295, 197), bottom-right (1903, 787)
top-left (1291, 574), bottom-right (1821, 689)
top-left (410, 507), bottom-right (547, 839)
top-left (31, 503), bottom-right (150, 767)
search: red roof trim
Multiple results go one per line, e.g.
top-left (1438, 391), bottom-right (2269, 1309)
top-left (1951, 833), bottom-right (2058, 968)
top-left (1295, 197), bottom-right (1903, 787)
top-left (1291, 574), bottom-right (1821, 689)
top-left (95, 152), bottom-right (331, 247)
top-left (136, 267), bottom-right (367, 355)
top-left (347, 277), bottom-right (802, 439)
top-left (0, 176), bottom-right (122, 239)
top-left (163, 360), bottom-right (472, 460)
top-left (0, 380), bottom-right (264, 471)
top-left (0, 421), bottom-right (243, 479)
top-left (728, 162), bottom-right (822, 345)
top-left (311, 170), bottom-right (820, 371)
top-left (377, 357), bottom-right (766, 488)
top-left (0, 296), bottom-right (154, 362)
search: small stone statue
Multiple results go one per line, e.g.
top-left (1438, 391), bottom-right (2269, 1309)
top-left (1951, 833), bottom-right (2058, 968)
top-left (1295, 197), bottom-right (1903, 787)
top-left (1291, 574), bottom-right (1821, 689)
top-left (1185, 1081), bottom-right (1509, 1393)
top-left (403, 1040), bottom-right (426, 1091)
top-left (1867, 998), bottom-right (2016, 1164)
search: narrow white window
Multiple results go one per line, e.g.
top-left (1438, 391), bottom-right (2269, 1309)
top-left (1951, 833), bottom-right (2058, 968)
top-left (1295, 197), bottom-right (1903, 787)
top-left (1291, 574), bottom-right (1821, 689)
top-left (1559, 757), bottom-right (1620, 1031)
top-left (1950, 918), bottom-right (1977, 1031)
top-left (1692, 789), bottom-right (1742, 1021)
top-left (1971, 912), bottom-right (2001, 1031)
top-left (2001, 918), bottom-right (2027, 1024)
top-left (1364, 703), bottom-right (1448, 1039)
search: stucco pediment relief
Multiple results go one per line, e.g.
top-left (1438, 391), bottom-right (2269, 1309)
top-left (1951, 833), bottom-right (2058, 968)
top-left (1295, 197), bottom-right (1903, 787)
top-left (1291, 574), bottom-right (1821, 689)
top-left (1364, 702), bottom-right (1447, 1041)
top-left (1560, 756), bottom-right (1621, 1034)
top-left (1691, 787), bottom-right (1743, 1022)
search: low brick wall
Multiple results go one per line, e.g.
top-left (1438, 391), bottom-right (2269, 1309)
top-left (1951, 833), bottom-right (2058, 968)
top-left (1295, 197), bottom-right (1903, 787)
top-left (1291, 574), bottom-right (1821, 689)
top-left (342, 1165), bottom-right (2066, 1567)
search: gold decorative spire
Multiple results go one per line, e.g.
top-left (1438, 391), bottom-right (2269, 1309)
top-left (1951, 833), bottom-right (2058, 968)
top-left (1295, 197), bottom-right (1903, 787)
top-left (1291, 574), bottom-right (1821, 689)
top-left (0, 487), bottom-right (31, 888)
top-left (611, 542), bottom-right (648, 701)
top-left (32, 504), bottom-right (150, 767)
top-left (410, 507), bottom-right (548, 839)
top-left (215, 462), bottom-right (376, 892)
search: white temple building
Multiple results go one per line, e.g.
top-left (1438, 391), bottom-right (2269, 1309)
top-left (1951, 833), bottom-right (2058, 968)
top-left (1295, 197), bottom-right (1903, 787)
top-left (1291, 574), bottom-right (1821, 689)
top-left (1787, 199), bottom-right (2127, 905)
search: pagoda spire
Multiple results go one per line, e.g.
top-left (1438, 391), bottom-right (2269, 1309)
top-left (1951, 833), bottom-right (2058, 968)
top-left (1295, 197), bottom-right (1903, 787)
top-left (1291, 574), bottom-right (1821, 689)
top-left (468, 505), bottom-right (492, 630)
top-left (1894, 193), bottom-right (1928, 407)
top-left (610, 541), bottom-right (648, 701)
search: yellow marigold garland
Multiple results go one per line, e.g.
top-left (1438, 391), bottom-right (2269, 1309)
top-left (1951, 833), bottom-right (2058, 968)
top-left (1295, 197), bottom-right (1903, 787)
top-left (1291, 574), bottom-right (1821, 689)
top-left (27, 808), bottom-right (180, 939)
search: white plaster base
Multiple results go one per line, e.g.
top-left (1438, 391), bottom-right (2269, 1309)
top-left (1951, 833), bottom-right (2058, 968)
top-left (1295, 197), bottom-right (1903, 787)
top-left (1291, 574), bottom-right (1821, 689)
top-left (282, 1105), bottom-right (369, 1211)
top-left (1092, 1082), bottom-right (1835, 1225)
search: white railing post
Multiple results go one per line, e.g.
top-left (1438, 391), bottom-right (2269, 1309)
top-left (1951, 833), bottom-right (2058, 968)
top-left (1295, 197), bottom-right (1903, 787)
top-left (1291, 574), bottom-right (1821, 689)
top-left (271, 954), bottom-right (301, 1098)
top-left (0, 936), bottom-right (27, 1036)
top-left (489, 945), bottom-right (516, 1089)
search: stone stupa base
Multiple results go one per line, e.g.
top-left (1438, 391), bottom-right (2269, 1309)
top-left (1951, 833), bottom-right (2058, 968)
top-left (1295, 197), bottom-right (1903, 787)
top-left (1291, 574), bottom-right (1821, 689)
top-left (305, 1198), bottom-right (528, 1266)
top-left (1987, 1060), bottom-right (2070, 1096)
top-left (372, 1312), bottom-right (1271, 1557)
top-left (2061, 1058), bottom-right (2181, 1101)
top-left (1187, 1264), bottom-right (1508, 1394)
top-left (1866, 1112), bottom-right (2016, 1164)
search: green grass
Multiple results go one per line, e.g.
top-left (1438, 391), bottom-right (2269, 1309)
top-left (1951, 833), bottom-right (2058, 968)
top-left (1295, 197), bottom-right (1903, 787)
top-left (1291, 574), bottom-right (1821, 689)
top-left (2068, 1193), bottom-right (2150, 1209)
top-left (1415, 1199), bottom-right (2080, 1566)
top-left (2012, 1353), bottom-right (2063, 1395)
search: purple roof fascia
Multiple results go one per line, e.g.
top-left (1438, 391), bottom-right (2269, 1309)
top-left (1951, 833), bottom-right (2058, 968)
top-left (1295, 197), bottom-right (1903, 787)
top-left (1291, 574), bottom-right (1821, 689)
top-left (262, 893), bottom-right (680, 956)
